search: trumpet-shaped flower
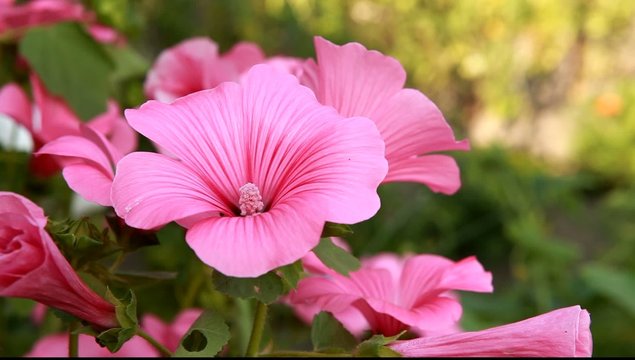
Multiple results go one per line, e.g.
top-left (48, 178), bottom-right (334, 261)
top-left (389, 305), bottom-right (592, 357)
top-left (36, 125), bottom-right (126, 206)
top-left (301, 37), bottom-right (470, 194)
top-left (288, 253), bottom-right (492, 336)
top-left (112, 65), bottom-right (388, 277)
top-left (0, 76), bottom-right (136, 176)
top-left (0, 191), bottom-right (117, 329)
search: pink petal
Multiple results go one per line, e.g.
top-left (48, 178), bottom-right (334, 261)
top-left (36, 133), bottom-right (114, 175)
top-left (30, 75), bottom-right (80, 143)
top-left (144, 37), bottom-right (220, 102)
top-left (221, 42), bottom-right (266, 74)
top-left (111, 152), bottom-right (226, 229)
top-left (383, 155), bottom-right (463, 194)
top-left (62, 165), bottom-right (114, 206)
top-left (0, 83), bottom-right (32, 130)
top-left (389, 306), bottom-right (593, 357)
top-left (186, 196), bottom-right (325, 277)
top-left (87, 101), bottom-right (136, 156)
top-left (26, 333), bottom-right (158, 357)
top-left (308, 36), bottom-right (406, 118)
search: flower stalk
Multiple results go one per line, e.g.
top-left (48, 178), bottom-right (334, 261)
top-left (245, 301), bottom-right (268, 357)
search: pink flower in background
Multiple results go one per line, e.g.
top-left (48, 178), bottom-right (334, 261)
top-left (389, 305), bottom-right (592, 357)
top-left (36, 125), bottom-right (127, 206)
top-left (0, 0), bottom-right (122, 44)
top-left (26, 308), bottom-right (203, 357)
top-left (144, 37), bottom-right (266, 102)
top-left (0, 191), bottom-right (117, 330)
top-left (301, 36), bottom-right (470, 194)
top-left (0, 76), bottom-right (136, 176)
top-left (112, 65), bottom-right (387, 277)
top-left (288, 253), bottom-right (492, 336)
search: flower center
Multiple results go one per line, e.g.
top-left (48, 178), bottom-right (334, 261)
top-left (238, 183), bottom-right (264, 216)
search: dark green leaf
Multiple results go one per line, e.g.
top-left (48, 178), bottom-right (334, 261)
top-left (105, 287), bottom-right (138, 329)
top-left (582, 264), bottom-right (635, 317)
top-left (321, 222), bottom-right (354, 238)
top-left (275, 261), bottom-right (304, 292)
top-left (355, 332), bottom-right (405, 357)
top-left (96, 327), bottom-right (136, 353)
top-left (175, 310), bottom-right (231, 357)
top-left (212, 271), bottom-right (283, 304)
top-left (311, 312), bottom-right (357, 352)
top-left (50, 308), bottom-right (80, 324)
top-left (19, 22), bottom-right (114, 120)
top-left (313, 238), bottom-right (361, 276)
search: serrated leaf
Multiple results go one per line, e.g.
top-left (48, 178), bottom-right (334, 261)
top-left (175, 310), bottom-right (231, 357)
top-left (355, 332), bottom-right (405, 357)
top-left (212, 271), bottom-right (283, 304)
top-left (96, 327), bottom-right (136, 353)
top-left (311, 312), bottom-right (357, 352)
top-left (105, 287), bottom-right (138, 329)
top-left (276, 261), bottom-right (304, 292)
top-left (313, 237), bottom-right (361, 276)
top-left (321, 222), bottom-right (354, 238)
top-left (582, 264), bottom-right (635, 318)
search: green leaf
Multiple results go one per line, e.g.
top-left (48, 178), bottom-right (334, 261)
top-left (106, 45), bottom-right (149, 83)
top-left (96, 327), bottom-right (136, 353)
top-left (321, 222), bottom-right (354, 238)
top-left (275, 261), bottom-right (305, 292)
top-left (50, 308), bottom-right (80, 324)
top-left (313, 237), bottom-right (361, 276)
top-left (105, 287), bottom-right (138, 329)
top-left (175, 310), bottom-right (231, 357)
top-left (212, 271), bottom-right (283, 304)
top-left (582, 264), bottom-right (635, 318)
top-left (355, 332), bottom-right (405, 357)
top-left (311, 312), bottom-right (357, 352)
top-left (19, 22), bottom-right (114, 120)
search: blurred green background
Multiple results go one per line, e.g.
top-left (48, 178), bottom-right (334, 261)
top-left (2, 0), bottom-right (635, 356)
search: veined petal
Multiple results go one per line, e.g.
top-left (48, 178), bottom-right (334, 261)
top-left (389, 306), bottom-right (593, 357)
top-left (186, 197), bottom-right (325, 277)
top-left (36, 133), bottom-right (113, 175)
top-left (310, 36), bottom-right (406, 118)
top-left (111, 152), bottom-right (227, 229)
top-left (384, 155), bottom-right (463, 195)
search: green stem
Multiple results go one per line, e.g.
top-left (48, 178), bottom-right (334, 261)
top-left (180, 266), bottom-right (207, 308)
top-left (137, 328), bottom-right (172, 357)
top-left (245, 300), bottom-right (268, 357)
top-left (261, 351), bottom-right (353, 357)
top-left (68, 322), bottom-right (79, 358)
top-left (108, 250), bottom-right (126, 272)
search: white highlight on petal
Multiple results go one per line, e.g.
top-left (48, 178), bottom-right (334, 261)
top-left (238, 182), bottom-right (264, 216)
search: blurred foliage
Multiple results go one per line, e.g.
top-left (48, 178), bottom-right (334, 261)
top-left (2, 0), bottom-right (635, 357)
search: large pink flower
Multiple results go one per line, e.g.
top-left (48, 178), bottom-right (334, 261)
top-left (0, 0), bottom-right (122, 43)
top-left (389, 305), bottom-right (592, 357)
top-left (26, 308), bottom-right (203, 357)
top-left (0, 191), bottom-right (117, 329)
top-left (144, 37), bottom-right (266, 103)
top-left (36, 125), bottom-right (127, 206)
top-left (288, 253), bottom-right (493, 336)
top-left (112, 64), bottom-right (388, 277)
top-left (301, 37), bottom-right (470, 194)
top-left (0, 76), bottom-right (137, 176)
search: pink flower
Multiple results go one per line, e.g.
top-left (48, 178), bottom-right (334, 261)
top-left (112, 64), bottom-right (388, 277)
top-left (0, 0), bottom-right (122, 43)
top-left (36, 125), bottom-right (126, 206)
top-left (144, 37), bottom-right (266, 103)
top-left (26, 308), bottom-right (203, 357)
top-left (0, 191), bottom-right (117, 329)
top-left (301, 37), bottom-right (470, 194)
top-left (0, 76), bottom-right (137, 176)
top-left (288, 253), bottom-right (493, 336)
top-left (388, 305), bottom-right (593, 357)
